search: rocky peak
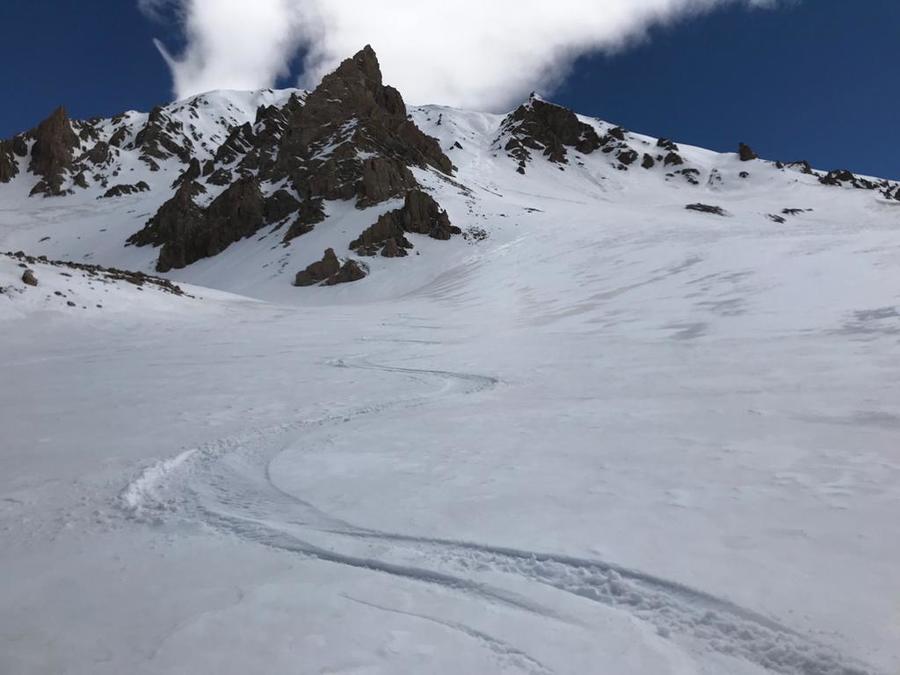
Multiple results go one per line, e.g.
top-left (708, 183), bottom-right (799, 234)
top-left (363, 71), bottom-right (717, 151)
top-left (309, 45), bottom-right (403, 119)
top-left (271, 46), bottom-right (451, 178)
top-left (738, 143), bottom-right (759, 161)
top-left (28, 107), bottom-right (80, 196)
top-left (498, 97), bottom-right (603, 173)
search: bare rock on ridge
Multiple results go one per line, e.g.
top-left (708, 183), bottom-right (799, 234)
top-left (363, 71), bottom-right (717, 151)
top-left (738, 142), bottom-right (759, 162)
top-left (499, 95), bottom-right (603, 173)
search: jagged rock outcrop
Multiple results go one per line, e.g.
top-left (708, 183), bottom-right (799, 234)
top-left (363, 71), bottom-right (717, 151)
top-left (358, 157), bottom-right (418, 207)
top-left (266, 46), bottom-right (452, 197)
top-left (282, 200), bottom-right (326, 243)
top-left (0, 139), bottom-right (21, 183)
top-left (129, 175), bottom-right (303, 272)
top-left (664, 151), bottom-right (685, 167)
top-left (497, 107), bottom-right (692, 177)
top-left (294, 248), bottom-right (367, 287)
top-left (351, 190), bottom-right (460, 256)
top-left (81, 140), bottom-right (112, 167)
top-left (818, 169), bottom-right (882, 191)
top-left (327, 258), bottom-right (368, 285)
top-left (264, 189), bottom-right (301, 223)
top-left (686, 203), bottom-right (728, 216)
top-left (172, 158), bottom-right (202, 189)
top-left (738, 143), bottom-right (758, 161)
top-left (133, 106), bottom-right (192, 167)
top-left (498, 96), bottom-right (603, 173)
top-left (214, 122), bottom-right (256, 165)
top-left (109, 126), bottom-right (129, 148)
top-left (28, 107), bottom-right (80, 196)
top-left (126, 180), bottom-right (207, 271)
top-left (100, 182), bottom-right (150, 199)
top-left (351, 210), bottom-right (413, 257)
top-left (651, 139), bottom-right (685, 167)
top-left (193, 47), bottom-right (450, 204)
top-left (785, 160), bottom-right (814, 175)
top-left (130, 46), bottom-right (455, 273)
top-left (617, 149), bottom-right (638, 167)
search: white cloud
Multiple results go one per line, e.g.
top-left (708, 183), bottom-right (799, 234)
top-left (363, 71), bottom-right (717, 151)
top-left (149, 0), bottom-right (781, 110)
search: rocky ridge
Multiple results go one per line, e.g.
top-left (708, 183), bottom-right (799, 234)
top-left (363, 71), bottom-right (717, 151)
top-left (126, 46), bottom-right (461, 280)
top-left (2, 48), bottom-right (899, 292)
top-left (494, 95), bottom-right (702, 181)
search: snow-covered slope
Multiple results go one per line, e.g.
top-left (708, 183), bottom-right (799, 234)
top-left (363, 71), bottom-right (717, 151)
top-left (2, 50), bottom-right (900, 675)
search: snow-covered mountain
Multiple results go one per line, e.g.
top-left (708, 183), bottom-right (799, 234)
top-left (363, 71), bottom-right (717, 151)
top-left (2, 45), bottom-right (898, 305)
top-left (2, 47), bottom-right (899, 675)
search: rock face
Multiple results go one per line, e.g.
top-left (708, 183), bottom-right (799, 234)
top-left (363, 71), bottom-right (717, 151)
top-left (498, 96), bottom-right (603, 173)
top-left (294, 248), bottom-right (367, 287)
top-left (282, 200), bottom-right (326, 243)
top-left (351, 190), bottom-right (461, 257)
top-left (0, 139), bottom-right (23, 183)
top-left (133, 106), bottom-right (192, 167)
top-left (358, 157), bottom-right (418, 207)
top-left (129, 177), bottom-right (270, 273)
top-left (172, 158), bottom-right (202, 189)
top-left (28, 107), bottom-right (80, 196)
top-left (738, 143), bottom-right (759, 162)
top-left (126, 181), bottom-right (207, 271)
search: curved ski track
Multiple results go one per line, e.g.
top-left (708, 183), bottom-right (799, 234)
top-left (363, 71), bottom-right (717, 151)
top-left (120, 354), bottom-right (875, 675)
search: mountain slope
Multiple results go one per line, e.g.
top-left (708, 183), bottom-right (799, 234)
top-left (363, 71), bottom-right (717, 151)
top-left (1, 48), bottom-right (898, 305)
top-left (2, 48), bottom-right (900, 675)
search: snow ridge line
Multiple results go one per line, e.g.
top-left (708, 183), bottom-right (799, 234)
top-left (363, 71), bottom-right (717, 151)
top-left (120, 357), bottom-right (876, 675)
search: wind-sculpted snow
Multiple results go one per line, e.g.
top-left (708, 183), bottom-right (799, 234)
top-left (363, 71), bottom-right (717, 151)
top-left (121, 357), bottom-right (876, 675)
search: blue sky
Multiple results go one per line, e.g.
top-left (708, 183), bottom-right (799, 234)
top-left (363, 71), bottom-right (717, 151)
top-left (1, 1), bottom-right (897, 179)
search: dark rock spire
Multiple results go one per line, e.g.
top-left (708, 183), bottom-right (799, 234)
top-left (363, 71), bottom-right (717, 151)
top-left (28, 107), bottom-right (80, 196)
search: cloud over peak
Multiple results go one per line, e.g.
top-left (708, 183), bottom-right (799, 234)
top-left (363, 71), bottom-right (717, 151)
top-left (145, 0), bottom-right (781, 110)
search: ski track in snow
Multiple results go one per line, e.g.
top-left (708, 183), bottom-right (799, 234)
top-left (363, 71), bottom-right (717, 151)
top-left (119, 355), bottom-right (876, 675)
top-left (341, 594), bottom-right (554, 675)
